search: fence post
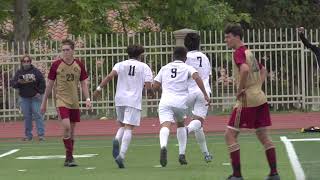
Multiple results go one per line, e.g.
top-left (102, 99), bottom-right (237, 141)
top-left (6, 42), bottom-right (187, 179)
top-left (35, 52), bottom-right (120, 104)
top-left (173, 28), bottom-right (198, 46)
top-left (300, 38), bottom-right (306, 110)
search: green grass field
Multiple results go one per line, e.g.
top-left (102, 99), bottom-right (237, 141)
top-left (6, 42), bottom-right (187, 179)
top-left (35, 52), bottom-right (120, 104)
top-left (0, 132), bottom-right (318, 180)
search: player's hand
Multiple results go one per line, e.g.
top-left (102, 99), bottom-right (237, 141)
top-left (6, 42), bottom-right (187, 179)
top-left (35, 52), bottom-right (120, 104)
top-left (40, 102), bottom-right (46, 114)
top-left (93, 90), bottom-right (101, 100)
top-left (86, 98), bottom-right (92, 109)
top-left (298, 27), bottom-right (305, 34)
top-left (236, 89), bottom-right (246, 100)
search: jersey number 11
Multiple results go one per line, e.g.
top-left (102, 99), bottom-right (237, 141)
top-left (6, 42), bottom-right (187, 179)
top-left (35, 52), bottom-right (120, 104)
top-left (128, 65), bottom-right (135, 76)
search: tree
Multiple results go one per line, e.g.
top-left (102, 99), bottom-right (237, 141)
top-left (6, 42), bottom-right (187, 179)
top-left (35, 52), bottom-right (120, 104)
top-left (131, 0), bottom-right (251, 31)
top-left (227, 0), bottom-right (320, 29)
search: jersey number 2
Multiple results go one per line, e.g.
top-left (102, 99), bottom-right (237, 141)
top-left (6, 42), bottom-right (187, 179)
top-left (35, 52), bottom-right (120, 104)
top-left (128, 65), bottom-right (135, 76)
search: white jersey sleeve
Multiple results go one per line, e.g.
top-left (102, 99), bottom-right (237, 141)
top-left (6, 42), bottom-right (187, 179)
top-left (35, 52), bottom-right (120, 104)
top-left (144, 64), bottom-right (153, 82)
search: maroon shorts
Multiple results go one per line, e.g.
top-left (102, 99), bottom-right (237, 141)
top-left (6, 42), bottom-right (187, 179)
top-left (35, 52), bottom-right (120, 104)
top-left (228, 103), bottom-right (271, 129)
top-left (57, 107), bottom-right (80, 122)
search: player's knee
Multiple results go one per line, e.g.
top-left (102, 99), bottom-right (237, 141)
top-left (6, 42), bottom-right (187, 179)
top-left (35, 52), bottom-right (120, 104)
top-left (263, 140), bottom-right (275, 150)
top-left (177, 121), bottom-right (185, 127)
top-left (228, 143), bottom-right (240, 153)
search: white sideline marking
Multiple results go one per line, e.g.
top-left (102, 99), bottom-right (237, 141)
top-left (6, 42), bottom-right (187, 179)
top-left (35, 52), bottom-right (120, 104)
top-left (18, 169), bottom-right (27, 172)
top-left (16, 154), bottom-right (98, 160)
top-left (280, 136), bottom-right (305, 180)
top-left (286, 138), bottom-right (320, 142)
top-left (0, 149), bottom-right (20, 158)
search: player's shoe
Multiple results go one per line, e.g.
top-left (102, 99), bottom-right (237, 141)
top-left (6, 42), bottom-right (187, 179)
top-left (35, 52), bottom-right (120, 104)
top-left (160, 147), bottom-right (167, 167)
top-left (64, 158), bottom-right (78, 167)
top-left (204, 153), bottom-right (213, 163)
top-left (112, 138), bottom-right (120, 159)
top-left (115, 155), bottom-right (125, 168)
top-left (226, 175), bottom-right (244, 180)
top-left (265, 174), bottom-right (280, 180)
top-left (178, 154), bottom-right (188, 165)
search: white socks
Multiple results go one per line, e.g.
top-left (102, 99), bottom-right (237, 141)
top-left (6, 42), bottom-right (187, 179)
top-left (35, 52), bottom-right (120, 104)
top-left (177, 127), bottom-right (187, 155)
top-left (159, 127), bottom-right (170, 148)
top-left (115, 127), bottom-right (125, 143)
top-left (187, 120), bottom-right (201, 133)
top-left (195, 127), bottom-right (209, 155)
top-left (119, 129), bottom-right (132, 158)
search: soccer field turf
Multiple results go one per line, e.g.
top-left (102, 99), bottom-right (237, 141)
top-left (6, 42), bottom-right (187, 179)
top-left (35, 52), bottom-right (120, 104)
top-left (1, 132), bottom-right (318, 180)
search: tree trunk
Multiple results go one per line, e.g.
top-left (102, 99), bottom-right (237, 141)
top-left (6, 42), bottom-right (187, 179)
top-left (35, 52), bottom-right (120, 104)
top-left (13, 0), bottom-right (30, 54)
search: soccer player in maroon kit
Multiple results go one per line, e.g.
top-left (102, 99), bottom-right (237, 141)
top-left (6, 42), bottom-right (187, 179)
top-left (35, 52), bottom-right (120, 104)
top-left (224, 24), bottom-right (280, 180)
top-left (41, 39), bottom-right (92, 167)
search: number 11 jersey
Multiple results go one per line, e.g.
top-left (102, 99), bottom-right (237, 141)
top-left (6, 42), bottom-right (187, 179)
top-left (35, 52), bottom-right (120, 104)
top-left (112, 59), bottom-right (153, 110)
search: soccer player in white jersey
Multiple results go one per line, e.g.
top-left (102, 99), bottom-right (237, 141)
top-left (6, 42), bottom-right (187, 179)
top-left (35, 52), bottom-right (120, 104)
top-left (93, 44), bottom-right (153, 168)
top-left (184, 33), bottom-right (213, 162)
top-left (153, 47), bottom-right (210, 167)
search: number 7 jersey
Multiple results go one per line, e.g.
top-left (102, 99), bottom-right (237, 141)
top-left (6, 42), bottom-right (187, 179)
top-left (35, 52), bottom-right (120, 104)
top-left (112, 59), bottom-right (153, 110)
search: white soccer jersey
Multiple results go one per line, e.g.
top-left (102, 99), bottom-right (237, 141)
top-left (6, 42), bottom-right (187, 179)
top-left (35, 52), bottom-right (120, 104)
top-left (186, 51), bottom-right (212, 94)
top-left (154, 60), bottom-right (197, 109)
top-left (113, 59), bottom-right (153, 110)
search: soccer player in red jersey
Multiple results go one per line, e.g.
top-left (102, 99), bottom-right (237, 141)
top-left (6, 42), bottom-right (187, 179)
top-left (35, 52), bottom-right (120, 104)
top-left (41, 39), bottom-right (92, 167)
top-left (224, 24), bottom-right (280, 180)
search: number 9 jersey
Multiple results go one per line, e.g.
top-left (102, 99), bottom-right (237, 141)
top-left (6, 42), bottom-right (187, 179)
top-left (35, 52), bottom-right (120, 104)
top-left (48, 59), bottom-right (88, 109)
top-left (154, 60), bottom-right (197, 109)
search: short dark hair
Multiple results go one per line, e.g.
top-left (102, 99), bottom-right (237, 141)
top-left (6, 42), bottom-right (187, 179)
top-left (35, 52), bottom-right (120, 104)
top-left (62, 39), bottom-right (75, 50)
top-left (224, 23), bottom-right (243, 39)
top-left (127, 44), bottom-right (144, 59)
top-left (173, 46), bottom-right (187, 60)
top-left (184, 33), bottom-right (200, 51)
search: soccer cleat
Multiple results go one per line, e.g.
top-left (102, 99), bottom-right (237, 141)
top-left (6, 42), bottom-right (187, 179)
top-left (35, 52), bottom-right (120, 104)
top-left (160, 147), bottom-right (167, 167)
top-left (22, 137), bottom-right (32, 141)
top-left (112, 138), bottom-right (120, 159)
top-left (64, 158), bottom-right (78, 167)
top-left (265, 174), bottom-right (280, 180)
top-left (115, 155), bottom-right (125, 168)
top-left (204, 153), bottom-right (213, 163)
top-left (226, 175), bottom-right (244, 180)
top-left (39, 136), bottom-right (45, 141)
top-left (178, 154), bottom-right (188, 165)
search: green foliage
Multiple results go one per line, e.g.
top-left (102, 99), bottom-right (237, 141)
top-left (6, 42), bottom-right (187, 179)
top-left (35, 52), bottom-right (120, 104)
top-left (132, 0), bottom-right (251, 31)
top-left (227, 0), bottom-right (320, 29)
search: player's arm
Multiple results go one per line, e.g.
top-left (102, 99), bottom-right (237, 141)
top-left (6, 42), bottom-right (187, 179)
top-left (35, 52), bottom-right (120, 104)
top-left (237, 63), bottom-right (249, 100)
top-left (260, 66), bottom-right (267, 84)
top-left (93, 70), bottom-right (117, 99)
top-left (152, 80), bottom-right (161, 91)
top-left (192, 72), bottom-right (210, 105)
top-left (40, 79), bottom-right (55, 114)
top-left (80, 78), bottom-right (91, 109)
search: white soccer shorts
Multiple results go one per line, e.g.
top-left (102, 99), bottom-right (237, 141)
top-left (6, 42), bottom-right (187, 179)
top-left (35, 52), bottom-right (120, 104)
top-left (186, 91), bottom-right (209, 119)
top-left (116, 106), bottom-right (141, 126)
top-left (158, 105), bottom-right (187, 124)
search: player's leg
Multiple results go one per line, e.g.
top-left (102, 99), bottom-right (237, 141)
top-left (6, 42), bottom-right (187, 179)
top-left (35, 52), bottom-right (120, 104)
top-left (187, 92), bottom-right (212, 162)
top-left (225, 107), bottom-right (243, 179)
top-left (158, 105), bottom-right (174, 167)
top-left (115, 106), bottom-right (140, 168)
top-left (254, 103), bottom-right (279, 180)
top-left (31, 95), bottom-right (45, 140)
top-left (256, 128), bottom-right (280, 180)
top-left (176, 121), bottom-right (188, 165)
top-left (20, 97), bottom-right (33, 141)
top-left (113, 106), bottom-right (125, 159)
